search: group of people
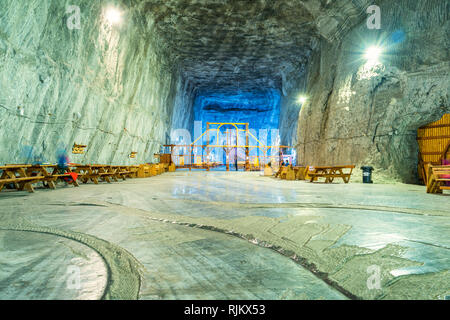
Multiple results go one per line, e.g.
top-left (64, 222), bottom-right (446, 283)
top-left (281, 160), bottom-right (290, 167)
top-left (267, 160), bottom-right (291, 168)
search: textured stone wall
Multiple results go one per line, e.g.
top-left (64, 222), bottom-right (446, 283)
top-left (297, 0), bottom-right (449, 183)
top-left (0, 0), bottom-right (192, 165)
top-left (279, 59), bottom-right (311, 148)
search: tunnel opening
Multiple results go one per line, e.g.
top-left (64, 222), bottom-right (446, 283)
top-left (194, 89), bottom-right (282, 171)
top-left (168, 89), bottom-right (298, 170)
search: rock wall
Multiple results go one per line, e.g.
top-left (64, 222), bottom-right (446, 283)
top-left (297, 0), bottom-right (449, 183)
top-left (279, 58), bottom-right (311, 148)
top-left (0, 0), bottom-right (192, 165)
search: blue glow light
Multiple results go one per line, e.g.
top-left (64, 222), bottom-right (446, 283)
top-left (191, 89), bottom-right (282, 165)
top-left (391, 30), bottom-right (406, 44)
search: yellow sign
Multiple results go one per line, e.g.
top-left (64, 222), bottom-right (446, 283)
top-left (72, 144), bottom-right (87, 154)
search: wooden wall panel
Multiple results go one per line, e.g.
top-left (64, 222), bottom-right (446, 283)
top-left (417, 114), bottom-right (450, 183)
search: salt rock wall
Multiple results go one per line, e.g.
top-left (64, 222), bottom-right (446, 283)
top-left (297, 0), bottom-right (449, 183)
top-left (279, 58), bottom-right (312, 148)
top-left (0, 0), bottom-right (190, 165)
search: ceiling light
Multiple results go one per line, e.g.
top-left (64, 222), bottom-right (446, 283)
top-left (105, 7), bottom-right (122, 25)
top-left (365, 46), bottom-right (382, 63)
top-left (297, 95), bottom-right (307, 104)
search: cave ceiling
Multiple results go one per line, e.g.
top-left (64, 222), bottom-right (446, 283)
top-left (135, 0), bottom-right (372, 92)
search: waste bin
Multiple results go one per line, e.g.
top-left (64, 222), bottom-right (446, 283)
top-left (361, 166), bottom-right (374, 184)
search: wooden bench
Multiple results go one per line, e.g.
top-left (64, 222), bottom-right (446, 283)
top-left (137, 164), bottom-right (152, 178)
top-left (155, 164), bottom-right (165, 175)
top-left (0, 165), bottom-right (46, 193)
top-left (129, 165), bottom-right (139, 178)
top-left (274, 166), bottom-right (289, 179)
top-left (111, 166), bottom-right (135, 180)
top-left (93, 165), bottom-right (117, 183)
top-left (426, 165), bottom-right (450, 194)
top-left (286, 166), bottom-right (296, 180)
top-left (294, 167), bottom-right (307, 180)
top-left (72, 164), bottom-right (115, 184)
top-left (26, 164), bottom-right (80, 188)
top-left (136, 164), bottom-right (170, 178)
top-left (274, 166), bottom-right (282, 178)
top-left (307, 165), bottom-right (355, 184)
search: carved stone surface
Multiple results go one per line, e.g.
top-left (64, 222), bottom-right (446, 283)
top-left (0, 0), bottom-right (447, 182)
top-left (296, 0), bottom-right (449, 182)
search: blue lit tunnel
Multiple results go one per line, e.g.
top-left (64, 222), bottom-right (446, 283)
top-left (187, 89), bottom-right (286, 168)
top-left (193, 89), bottom-right (281, 132)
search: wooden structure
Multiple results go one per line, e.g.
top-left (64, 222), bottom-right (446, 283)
top-left (0, 162), bottom-right (163, 194)
top-left (166, 122), bottom-right (294, 171)
top-left (274, 166), bottom-right (307, 181)
top-left (25, 165), bottom-right (80, 188)
top-left (307, 165), bottom-right (355, 184)
top-left (72, 165), bottom-right (117, 184)
top-left (0, 165), bottom-right (45, 193)
top-left (159, 154), bottom-right (172, 164)
top-left (294, 167), bottom-right (307, 180)
top-left (0, 164), bottom-right (79, 193)
top-left (426, 165), bottom-right (450, 194)
top-left (136, 163), bottom-right (169, 178)
top-left (417, 114), bottom-right (450, 183)
top-left (111, 166), bottom-right (136, 180)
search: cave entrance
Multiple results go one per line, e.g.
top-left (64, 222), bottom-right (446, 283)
top-left (417, 114), bottom-right (450, 184)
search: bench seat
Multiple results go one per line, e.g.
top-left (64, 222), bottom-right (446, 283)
top-left (307, 165), bottom-right (355, 184)
top-left (426, 165), bottom-right (450, 194)
top-left (0, 176), bottom-right (45, 193)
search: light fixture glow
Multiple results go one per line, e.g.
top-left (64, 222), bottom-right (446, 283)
top-left (365, 46), bottom-right (382, 63)
top-left (297, 95), bottom-right (307, 104)
top-left (105, 7), bottom-right (122, 25)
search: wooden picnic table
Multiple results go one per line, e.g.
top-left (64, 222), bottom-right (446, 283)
top-left (275, 166), bottom-right (305, 180)
top-left (111, 166), bottom-right (136, 180)
top-left (426, 165), bottom-right (450, 194)
top-left (307, 165), bottom-right (355, 184)
top-left (0, 165), bottom-right (44, 193)
top-left (71, 164), bottom-right (117, 184)
top-left (25, 164), bottom-right (80, 188)
top-left (293, 166), bottom-right (307, 180)
top-left (0, 164), bottom-right (79, 193)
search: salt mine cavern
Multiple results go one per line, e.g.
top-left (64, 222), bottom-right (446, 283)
top-left (0, 0), bottom-right (449, 302)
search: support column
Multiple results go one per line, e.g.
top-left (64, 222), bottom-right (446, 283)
top-left (206, 122), bottom-right (210, 172)
top-left (245, 123), bottom-right (250, 171)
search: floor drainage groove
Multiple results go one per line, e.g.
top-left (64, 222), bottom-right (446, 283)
top-left (148, 216), bottom-right (360, 300)
top-left (0, 223), bottom-right (144, 300)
